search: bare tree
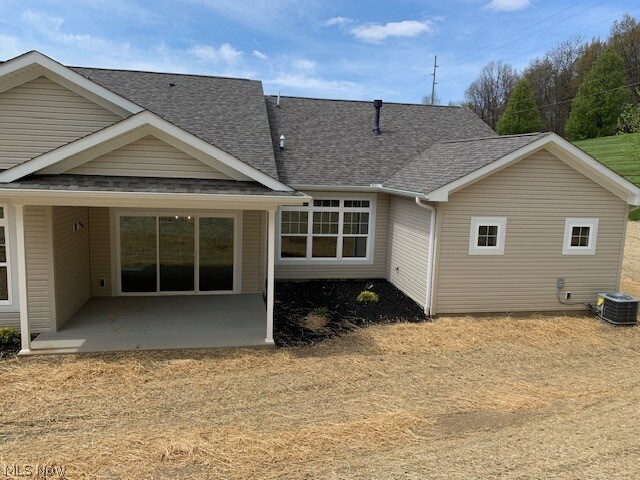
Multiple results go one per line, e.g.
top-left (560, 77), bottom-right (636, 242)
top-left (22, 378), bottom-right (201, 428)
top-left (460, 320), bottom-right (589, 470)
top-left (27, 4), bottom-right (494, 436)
top-left (464, 60), bottom-right (518, 129)
top-left (610, 14), bottom-right (640, 102)
top-left (421, 94), bottom-right (441, 105)
top-left (575, 38), bottom-right (606, 86)
top-left (523, 57), bottom-right (554, 131)
top-left (524, 38), bottom-right (583, 135)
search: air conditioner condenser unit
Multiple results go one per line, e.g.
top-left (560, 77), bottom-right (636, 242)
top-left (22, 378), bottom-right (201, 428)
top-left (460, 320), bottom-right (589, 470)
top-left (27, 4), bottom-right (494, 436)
top-left (596, 293), bottom-right (639, 325)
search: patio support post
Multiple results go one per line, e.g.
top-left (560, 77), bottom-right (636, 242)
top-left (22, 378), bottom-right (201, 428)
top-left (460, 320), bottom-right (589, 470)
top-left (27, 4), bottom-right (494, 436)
top-left (15, 204), bottom-right (30, 353)
top-left (265, 209), bottom-right (276, 344)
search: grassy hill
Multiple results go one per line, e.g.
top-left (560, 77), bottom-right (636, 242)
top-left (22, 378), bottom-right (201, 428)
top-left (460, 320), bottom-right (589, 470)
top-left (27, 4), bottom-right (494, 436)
top-left (573, 134), bottom-right (640, 220)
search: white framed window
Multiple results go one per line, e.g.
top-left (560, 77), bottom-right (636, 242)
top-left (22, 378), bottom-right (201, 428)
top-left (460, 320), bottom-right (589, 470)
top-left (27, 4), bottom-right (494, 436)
top-left (469, 216), bottom-right (507, 255)
top-left (277, 196), bottom-right (376, 264)
top-left (0, 205), bottom-right (11, 305)
top-left (563, 218), bottom-right (598, 255)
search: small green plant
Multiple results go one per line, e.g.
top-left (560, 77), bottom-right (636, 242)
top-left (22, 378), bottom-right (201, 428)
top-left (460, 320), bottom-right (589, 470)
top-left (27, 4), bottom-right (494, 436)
top-left (357, 290), bottom-right (379, 304)
top-left (312, 306), bottom-right (329, 316)
top-left (0, 327), bottom-right (20, 349)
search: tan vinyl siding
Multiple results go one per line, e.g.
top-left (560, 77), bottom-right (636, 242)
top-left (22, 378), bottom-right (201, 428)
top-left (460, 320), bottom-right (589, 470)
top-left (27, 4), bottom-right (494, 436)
top-left (0, 76), bottom-right (122, 169)
top-left (3, 207), bottom-right (57, 332)
top-left (275, 193), bottom-right (389, 279)
top-left (433, 149), bottom-right (628, 314)
top-left (386, 196), bottom-right (430, 307)
top-left (67, 135), bottom-right (233, 179)
top-left (53, 206), bottom-right (91, 327)
top-left (89, 207), bottom-right (111, 297)
top-left (259, 212), bottom-right (266, 294)
top-left (25, 206), bottom-right (53, 332)
top-left (242, 211), bottom-right (262, 293)
top-left (0, 312), bottom-right (20, 330)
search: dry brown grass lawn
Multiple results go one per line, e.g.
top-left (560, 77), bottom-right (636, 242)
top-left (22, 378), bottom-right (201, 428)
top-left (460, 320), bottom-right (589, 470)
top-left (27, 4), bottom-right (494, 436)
top-left (2, 223), bottom-right (640, 479)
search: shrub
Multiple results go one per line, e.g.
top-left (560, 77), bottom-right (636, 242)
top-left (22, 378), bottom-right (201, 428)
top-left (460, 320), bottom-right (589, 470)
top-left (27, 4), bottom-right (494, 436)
top-left (357, 290), bottom-right (379, 304)
top-left (0, 327), bottom-right (20, 349)
top-left (312, 306), bottom-right (329, 316)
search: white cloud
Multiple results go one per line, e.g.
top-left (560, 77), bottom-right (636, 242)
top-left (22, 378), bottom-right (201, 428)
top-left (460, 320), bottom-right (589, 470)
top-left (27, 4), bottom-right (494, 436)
top-left (186, 0), bottom-right (311, 29)
top-left (22, 10), bottom-right (129, 52)
top-left (218, 43), bottom-right (242, 63)
top-left (0, 34), bottom-right (23, 60)
top-left (266, 73), bottom-right (358, 93)
top-left (484, 0), bottom-right (531, 12)
top-left (190, 45), bottom-right (219, 61)
top-left (190, 43), bottom-right (242, 64)
top-left (349, 20), bottom-right (432, 43)
top-left (324, 16), bottom-right (352, 26)
top-left (252, 49), bottom-right (269, 60)
top-left (293, 59), bottom-right (316, 72)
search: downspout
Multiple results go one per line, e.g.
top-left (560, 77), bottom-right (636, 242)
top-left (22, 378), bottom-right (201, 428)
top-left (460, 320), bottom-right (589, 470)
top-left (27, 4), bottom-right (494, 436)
top-left (415, 197), bottom-right (436, 316)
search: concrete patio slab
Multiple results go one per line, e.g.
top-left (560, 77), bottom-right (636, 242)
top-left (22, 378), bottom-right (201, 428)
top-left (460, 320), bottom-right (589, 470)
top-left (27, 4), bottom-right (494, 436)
top-left (27, 294), bottom-right (269, 354)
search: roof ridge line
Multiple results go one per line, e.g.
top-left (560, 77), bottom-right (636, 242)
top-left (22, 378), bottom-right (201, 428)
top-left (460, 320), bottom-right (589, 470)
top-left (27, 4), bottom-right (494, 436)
top-left (439, 132), bottom-right (546, 144)
top-left (69, 66), bottom-right (260, 83)
top-left (265, 95), bottom-right (464, 108)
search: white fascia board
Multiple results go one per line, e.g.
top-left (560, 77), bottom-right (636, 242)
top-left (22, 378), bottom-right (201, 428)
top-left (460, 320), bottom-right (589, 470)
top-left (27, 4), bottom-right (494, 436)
top-left (292, 184), bottom-right (429, 199)
top-left (0, 111), bottom-right (293, 192)
top-left (427, 133), bottom-right (640, 205)
top-left (374, 185), bottom-right (428, 198)
top-left (0, 188), bottom-right (309, 209)
top-left (292, 184), bottom-right (381, 192)
top-left (545, 133), bottom-right (640, 205)
top-left (0, 51), bottom-right (143, 116)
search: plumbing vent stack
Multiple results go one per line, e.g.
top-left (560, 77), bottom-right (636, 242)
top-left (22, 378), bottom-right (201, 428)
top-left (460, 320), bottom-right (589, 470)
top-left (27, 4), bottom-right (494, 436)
top-left (373, 99), bottom-right (383, 135)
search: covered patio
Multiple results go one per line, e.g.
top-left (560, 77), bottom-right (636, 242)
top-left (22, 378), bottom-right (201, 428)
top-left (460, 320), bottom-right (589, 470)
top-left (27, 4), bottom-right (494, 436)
top-left (29, 294), bottom-right (269, 354)
top-left (0, 176), bottom-right (309, 355)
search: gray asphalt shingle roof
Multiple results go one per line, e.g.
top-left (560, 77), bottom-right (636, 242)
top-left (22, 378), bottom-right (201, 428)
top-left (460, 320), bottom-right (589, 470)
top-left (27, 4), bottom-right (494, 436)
top-left (70, 67), bottom-right (280, 180)
top-left (13, 61), bottom-right (531, 194)
top-left (384, 132), bottom-right (551, 195)
top-left (265, 96), bottom-right (497, 187)
top-left (0, 175), bottom-right (303, 196)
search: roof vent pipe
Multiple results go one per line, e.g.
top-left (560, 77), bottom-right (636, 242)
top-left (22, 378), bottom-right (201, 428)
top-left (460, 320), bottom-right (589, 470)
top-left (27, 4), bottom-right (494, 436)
top-left (279, 135), bottom-right (285, 150)
top-left (277, 91), bottom-right (281, 108)
top-left (373, 99), bottom-right (383, 135)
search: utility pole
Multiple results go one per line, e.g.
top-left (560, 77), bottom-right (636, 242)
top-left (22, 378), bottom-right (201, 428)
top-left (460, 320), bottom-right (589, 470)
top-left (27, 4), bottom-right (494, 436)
top-left (430, 55), bottom-right (438, 105)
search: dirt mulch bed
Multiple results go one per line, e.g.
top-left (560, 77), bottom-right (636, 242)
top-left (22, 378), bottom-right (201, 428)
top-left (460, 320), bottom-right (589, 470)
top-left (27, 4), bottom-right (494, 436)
top-left (274, 279), bottom-right (428, 346)
top-left (0, 344), bottom-right (19, 360)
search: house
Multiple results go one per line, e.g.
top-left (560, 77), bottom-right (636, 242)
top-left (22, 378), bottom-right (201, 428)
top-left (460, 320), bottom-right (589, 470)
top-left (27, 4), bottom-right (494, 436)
top-left (0, 51), bottom-right (638, 355)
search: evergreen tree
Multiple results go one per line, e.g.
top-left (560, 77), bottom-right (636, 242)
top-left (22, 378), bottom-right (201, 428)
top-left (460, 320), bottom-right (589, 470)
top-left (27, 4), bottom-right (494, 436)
top-left (496, 78), bottom-right (542, 135)
top-left (565, 48), bottom-right (630, 140)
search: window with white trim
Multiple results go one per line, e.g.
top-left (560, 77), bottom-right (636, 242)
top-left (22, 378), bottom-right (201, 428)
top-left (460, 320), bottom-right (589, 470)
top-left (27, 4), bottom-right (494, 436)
top-left (469, 216), bottom-right (507, 255)
top-left (563, 218), bottom-right (598, 255)
top-left (0, 206), bottom-right (10, 303)
top-left (279, 197), bottom-right (374, 262)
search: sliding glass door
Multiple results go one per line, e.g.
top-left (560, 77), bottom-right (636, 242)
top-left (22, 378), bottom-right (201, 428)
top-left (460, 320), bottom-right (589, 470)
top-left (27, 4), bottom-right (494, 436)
top-left (199, 218), bottom-right (234, 292)
top-left (119, 214), bottom-right (236, 294)
top-left (159, 216), bottom-right (195, 292)
top-left (120, 216), bottom-right (157, 293)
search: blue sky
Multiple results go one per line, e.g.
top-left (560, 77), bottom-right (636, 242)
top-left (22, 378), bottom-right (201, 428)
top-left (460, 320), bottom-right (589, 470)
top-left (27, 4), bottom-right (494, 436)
top-left (0, 0), bottom-right (636, 104)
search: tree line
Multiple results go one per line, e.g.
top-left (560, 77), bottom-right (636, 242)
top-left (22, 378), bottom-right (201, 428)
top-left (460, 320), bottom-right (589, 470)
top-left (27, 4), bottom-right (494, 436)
top-left (460, 14), bottom-right (640, 140)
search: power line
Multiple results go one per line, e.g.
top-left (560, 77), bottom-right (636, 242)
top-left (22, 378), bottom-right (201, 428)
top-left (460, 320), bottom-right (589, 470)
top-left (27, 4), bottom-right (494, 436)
top-left (440, 0), bottom-right (605, 71)
top-left (438, 0), bottom-right (589, 69)
top-left (388, 0), bottom-right (601, 100)
top-left (482, 75), bottom-right (640, 125)
top-left (438, 4), bottom-right (640, 87)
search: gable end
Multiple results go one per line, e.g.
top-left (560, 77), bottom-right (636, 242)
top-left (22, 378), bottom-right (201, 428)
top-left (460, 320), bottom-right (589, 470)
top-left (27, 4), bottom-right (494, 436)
top-left (66, 135), bottom-right (233, 180)
top-left (0, 76), bottom-right (122, 170)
